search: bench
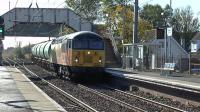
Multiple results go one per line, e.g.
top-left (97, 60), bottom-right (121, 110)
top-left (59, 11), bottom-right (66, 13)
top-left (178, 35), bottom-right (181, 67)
top-left (160, 63), bottom-right (176, 76)
top-left (191, 68), bottom-right (200, 74)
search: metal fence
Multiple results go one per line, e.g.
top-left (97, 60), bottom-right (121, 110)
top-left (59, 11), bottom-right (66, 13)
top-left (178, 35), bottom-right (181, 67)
top-left (122, 43), bottom-right (189, 73)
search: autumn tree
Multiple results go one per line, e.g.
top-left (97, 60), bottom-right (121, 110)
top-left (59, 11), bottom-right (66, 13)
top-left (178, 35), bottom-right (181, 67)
top-left (139, 19), bottom-right (153, 42)
top-left (65, 0), bottom-right (153, 44)
top-left (102, 1), bottom-right (153, 43)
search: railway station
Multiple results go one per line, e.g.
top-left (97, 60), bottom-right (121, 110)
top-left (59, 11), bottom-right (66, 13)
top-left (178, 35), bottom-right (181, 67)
top-left (0, 0), bottom-right (200, 112)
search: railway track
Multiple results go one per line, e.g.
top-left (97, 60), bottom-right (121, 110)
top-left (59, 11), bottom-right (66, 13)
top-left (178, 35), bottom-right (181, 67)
top-left (5, 58), bottom-right (98, 112)
top-left (5, 59), bottom-right (142, 111)
top-left (23, 67), bottom-right (144, 111)
top-left (78, 84), bottom-right (146, 112)
top-left (95, 84), bottom-right (187, 112)
top-left (4, 58), bottom-right (199, 112)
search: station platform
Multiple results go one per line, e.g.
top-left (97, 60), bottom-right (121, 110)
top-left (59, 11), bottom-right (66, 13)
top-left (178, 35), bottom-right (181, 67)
top-left (106, 68), bottom-right (200, 92)
top-left (0, 66), bottom-right (66, 112)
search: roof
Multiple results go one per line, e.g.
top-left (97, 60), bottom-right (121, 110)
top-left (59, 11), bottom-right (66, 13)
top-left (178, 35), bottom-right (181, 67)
top-left (57, 31), bottom-right (102, 40)
top-left (192, 32), bottom-right (200, 41)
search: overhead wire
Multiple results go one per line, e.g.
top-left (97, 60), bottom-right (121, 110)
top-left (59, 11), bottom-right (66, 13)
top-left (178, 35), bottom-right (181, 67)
top-left (14, 0), bottom-right (19, 8)
top-left (31, 0), bottom-right (67, 37)
top-left (13, 0), bottom-right (73, 37)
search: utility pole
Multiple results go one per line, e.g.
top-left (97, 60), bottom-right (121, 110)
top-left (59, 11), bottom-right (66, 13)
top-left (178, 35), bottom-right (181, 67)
top-left (132, 0), bottom-right (139, 69)
top-left (9, 1), bottom-right (11, 10)
top-left (122, 2), bottom-right (126, 44)
top-left (133, 0), bottom-right (138, 44)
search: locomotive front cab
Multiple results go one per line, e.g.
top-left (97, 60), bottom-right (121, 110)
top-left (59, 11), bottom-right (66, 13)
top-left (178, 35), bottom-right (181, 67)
top-left (71, 33), bottom-right (105, 67)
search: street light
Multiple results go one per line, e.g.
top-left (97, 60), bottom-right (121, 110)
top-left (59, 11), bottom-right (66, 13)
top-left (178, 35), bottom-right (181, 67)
top-left (161, 12), bottom-right (168, 63)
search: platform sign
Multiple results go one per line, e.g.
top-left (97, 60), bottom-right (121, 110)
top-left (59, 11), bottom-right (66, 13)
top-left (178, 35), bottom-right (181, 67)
top-left (167, 27), bottom-right (172, 37)
top-left (191, 43), bottom-right (197, 52)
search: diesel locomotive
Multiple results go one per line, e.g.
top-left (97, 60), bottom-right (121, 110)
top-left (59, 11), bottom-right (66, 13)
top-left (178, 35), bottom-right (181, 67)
top-left (32, 31), bottom-right (105, 78)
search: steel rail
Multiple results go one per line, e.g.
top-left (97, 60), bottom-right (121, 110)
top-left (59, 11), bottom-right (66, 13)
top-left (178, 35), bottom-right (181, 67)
top-left (24, 66), bottom-right (99, 112)
top-left (3, 58), bottom-right (12, 66)
top-left (99, 84), bottom-right (187, 112)
top-left (78, 84), bottom-right (147, 112)
top-left (107, 69), bottom-right (200, 94)
top-left (7, 58), bottom-right (98, 112)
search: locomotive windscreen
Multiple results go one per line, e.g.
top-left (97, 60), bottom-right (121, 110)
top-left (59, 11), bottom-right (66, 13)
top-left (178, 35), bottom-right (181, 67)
top-left (73, 34), bottom-right (104, 50)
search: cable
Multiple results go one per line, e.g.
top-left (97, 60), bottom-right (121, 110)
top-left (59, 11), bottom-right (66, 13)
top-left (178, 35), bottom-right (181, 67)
top-left (55, 1), bottom-right (66, 8)
top-left (14, 0), bottom-right (19, 7)
top-left (30, 1), bottom-right (66, 21)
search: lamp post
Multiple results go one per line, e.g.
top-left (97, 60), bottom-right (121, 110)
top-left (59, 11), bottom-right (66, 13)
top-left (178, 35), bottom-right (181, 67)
top-left (161, 12), bottom-right (167, 63)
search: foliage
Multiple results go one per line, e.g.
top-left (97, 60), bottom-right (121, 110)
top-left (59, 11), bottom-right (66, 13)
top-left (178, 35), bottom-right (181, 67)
top-left (140, 4), bottom-right (200, 51)
top-left (65, 0), bottom-right (153, 43)
top-left (22, 44), bottom-right (33, 54)
top-left (139, 19), bottom-right (153, 42)
top-left (172, 6), bottom-right (199, 33)
top-left (65, 0), bottom-right (100, 22)
top-left (60, 25), bottom-right (75, 36)
top-left (163, 4), bottom-right (173, 24)
top-left (14, 42), bottom-right (24, 59)
top-left (172, 6), bottom-right (200, 50)
top-left (140, 4), bottom-right (164, 27)
top-left (172, 6), bottom-right (199, 50)
top-left (64, 1), bottom-right (200, 51)
top-left (14, 43), bottom-right (34, 59)
top-left (102, 2), bottom-right (153, 43)
top-left (94, 24), bottom-right (107, 37)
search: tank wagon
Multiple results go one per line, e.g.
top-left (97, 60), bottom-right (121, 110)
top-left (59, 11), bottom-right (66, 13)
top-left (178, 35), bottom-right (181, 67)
top-left (32, 31), bottom-right (105, 78)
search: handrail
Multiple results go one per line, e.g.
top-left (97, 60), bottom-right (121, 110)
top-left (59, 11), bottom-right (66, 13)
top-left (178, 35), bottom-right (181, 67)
top-left (107, 28), bottom-right (122, 64)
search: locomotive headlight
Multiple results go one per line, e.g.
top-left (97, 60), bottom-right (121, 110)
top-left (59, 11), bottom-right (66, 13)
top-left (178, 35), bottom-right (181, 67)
top-left (99, 57), bottom-right (102, 63)
top-left (87, 51), bottom-right (90, 54)
top-left (74, 57), bottom-right (79, 63)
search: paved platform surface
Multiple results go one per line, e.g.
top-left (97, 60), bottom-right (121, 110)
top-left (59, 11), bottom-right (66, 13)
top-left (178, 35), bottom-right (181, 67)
top-left (106, 68), bottom-right (200, 91)
top-left (0, 66), bottom-right (66, 112)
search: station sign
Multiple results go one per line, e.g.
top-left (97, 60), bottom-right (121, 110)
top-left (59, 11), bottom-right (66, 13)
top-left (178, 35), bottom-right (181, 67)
top-left (167, 27), bottom-right (172, 37)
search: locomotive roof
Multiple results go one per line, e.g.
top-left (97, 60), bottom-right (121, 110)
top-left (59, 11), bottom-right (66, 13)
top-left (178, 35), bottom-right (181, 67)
top-left (58, 31), bottom-right (102, 40)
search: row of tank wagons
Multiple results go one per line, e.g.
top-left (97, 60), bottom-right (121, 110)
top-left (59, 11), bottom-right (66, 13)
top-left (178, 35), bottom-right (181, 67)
top-left (32, 41), bottom-right (52, 60)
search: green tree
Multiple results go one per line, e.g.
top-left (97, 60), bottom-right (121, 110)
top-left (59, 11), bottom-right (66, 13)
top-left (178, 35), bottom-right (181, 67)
top-left (65, 0), bottom-right (100, 22)
top-left (102, 1), bottom-right (153, 43)
top-left (22, 43), bottom-right (33, 54)
top-left (140, 4), bottom-right (164, 27)
top-left (14, 42), bottom-right (24, 59)
top-left (172, 6), bottom-right (199, 50)
top-left (65, 0), bottom-right (152, 43)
